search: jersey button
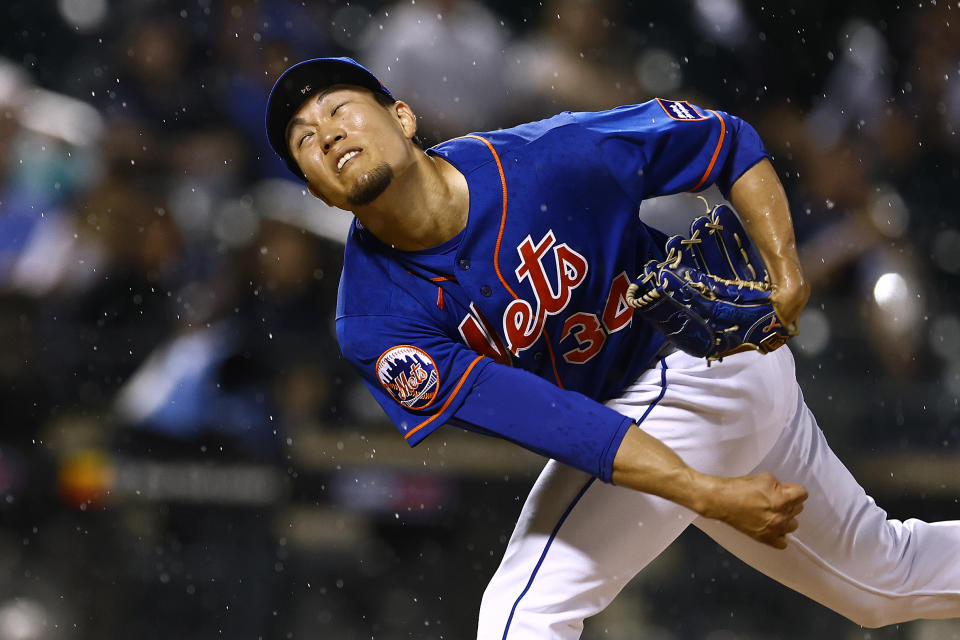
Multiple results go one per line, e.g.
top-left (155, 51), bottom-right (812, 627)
top-left (533, 352), bottom-right (543, 362)
top-left (480, 285), bottom-right (492, 297)
top-left (457, 258), bottom-right (471, 270)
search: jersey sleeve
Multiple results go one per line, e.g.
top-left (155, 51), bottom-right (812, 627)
top-left (449, 363), bottom-right (633, 483)
top-left (337, 313), bottom-right (634, 482)
top-left (337, 313), bottom-right (492, 445)
top-left (571, 99), bottom-right (770, 201)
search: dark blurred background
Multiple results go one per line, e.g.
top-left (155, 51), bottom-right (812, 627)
top-left (0, 1), bottom-right (958, 638)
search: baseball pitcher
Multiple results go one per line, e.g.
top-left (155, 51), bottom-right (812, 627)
top-left (264, 57), bottom-right (960, 638)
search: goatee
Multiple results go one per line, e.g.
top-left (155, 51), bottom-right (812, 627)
top-left (347, 163), bottom-right (394, 206)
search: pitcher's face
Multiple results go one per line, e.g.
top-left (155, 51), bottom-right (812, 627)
top-left (286, 85), bottom-right (417, 208)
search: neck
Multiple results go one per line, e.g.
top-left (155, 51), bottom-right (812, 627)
top-left (352, 152), bottom-right (468, 251)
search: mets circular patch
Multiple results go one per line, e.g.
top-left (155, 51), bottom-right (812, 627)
top-left (376, 345), bottom-right (440, 410)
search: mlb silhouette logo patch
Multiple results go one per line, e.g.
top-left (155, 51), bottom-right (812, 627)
top-left (656, 98), bottom-right (707, 121)
top-left (377, 345), bottom-right (440, 410)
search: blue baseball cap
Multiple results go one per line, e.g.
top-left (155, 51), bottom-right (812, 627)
top-left (265, 57), bottom-right (394, 181)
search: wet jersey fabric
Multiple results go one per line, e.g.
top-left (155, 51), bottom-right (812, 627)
top-left (335, 99), bottom-right (769, 482)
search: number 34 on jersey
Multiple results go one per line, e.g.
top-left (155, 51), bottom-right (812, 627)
top-left (458, 229), bottom-right (634, 367)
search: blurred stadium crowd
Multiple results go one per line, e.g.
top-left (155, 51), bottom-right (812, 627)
top-left (0, 0), bottom-right (959, 638)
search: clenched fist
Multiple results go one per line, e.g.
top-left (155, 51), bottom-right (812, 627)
top-left (700, 472), bottom-right (809, 549)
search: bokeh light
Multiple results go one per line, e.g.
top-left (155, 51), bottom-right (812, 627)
top-left (56, 0), bottom-right (107, 32)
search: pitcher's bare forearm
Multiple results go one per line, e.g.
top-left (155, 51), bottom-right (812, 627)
top-left (728, 159), bottom-right (810, 325)
top-left (612, 425), bottom-right (807, 549)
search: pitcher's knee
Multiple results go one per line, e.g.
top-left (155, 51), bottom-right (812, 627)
top-left (837, 593), bottom-right (939, 629)
top-left (841, 605), bottom-right (898, 629)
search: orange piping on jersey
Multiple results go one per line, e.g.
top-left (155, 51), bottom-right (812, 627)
top-left (456, 136), bottom-right (566, 389)
top-left (460, 135), bottom-right (519, 300)
top-left (544, 341), bottom-right (565, 389)
top-left (406, 271), bottom-right (457, 284)
top-left (404, 355), bottom-right (485, 440)
top-left (689, 110), bottom-right (726, 192)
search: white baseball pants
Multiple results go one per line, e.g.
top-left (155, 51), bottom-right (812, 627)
top-left (477, 347), bottom-right (960, 639)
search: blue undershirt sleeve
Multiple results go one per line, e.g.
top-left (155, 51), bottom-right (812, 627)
top-left (449, 362), bottom-right (634, 483)
top-left (338, 311), bottom-right (632, 480)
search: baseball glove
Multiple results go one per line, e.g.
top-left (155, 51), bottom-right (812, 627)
top-left (626, 204), bottom-right (797, 361)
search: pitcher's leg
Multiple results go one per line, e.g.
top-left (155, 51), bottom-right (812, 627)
top-left (477, 459), bottom-right (695, 640)
top-left (695, 393), bottom-right (960, 627)
top-left (478, 349), bottom-right (797, 639)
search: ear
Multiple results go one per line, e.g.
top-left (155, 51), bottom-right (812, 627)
top-left (393, 101), bottom-right (418, 141)
top-left (307, 182), bottom-right (331, 206)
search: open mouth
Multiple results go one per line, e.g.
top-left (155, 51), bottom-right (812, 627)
top-left (337, 149), bottom-right (361, 173)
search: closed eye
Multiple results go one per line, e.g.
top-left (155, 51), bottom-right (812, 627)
top-left (297, 132), bottom-right (312, 148)
top-left (332, 101), bottom-right (348, 116)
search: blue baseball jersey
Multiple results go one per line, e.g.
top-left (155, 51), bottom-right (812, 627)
top-left (336, 99), bottom-right (769, 482)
